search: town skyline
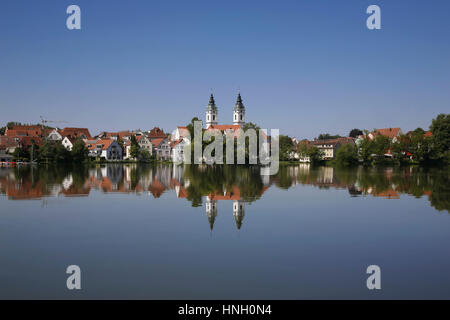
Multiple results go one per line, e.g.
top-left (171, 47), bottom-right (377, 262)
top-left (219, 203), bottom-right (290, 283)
top-left (0, 90), bottom-right (444, 141)
top-left (1, 1), bottom-right (449, 139)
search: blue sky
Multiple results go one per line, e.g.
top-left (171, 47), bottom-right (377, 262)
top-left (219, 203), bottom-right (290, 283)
top-left (0, 0), bottom-right (449, 139)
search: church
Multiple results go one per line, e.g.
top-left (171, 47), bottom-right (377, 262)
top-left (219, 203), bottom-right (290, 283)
top-left (170, 93), bottom-right (247, 163)
top-left (205, 92), bottom-right (246, 130)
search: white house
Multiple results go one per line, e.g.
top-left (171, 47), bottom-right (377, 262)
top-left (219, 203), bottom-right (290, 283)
top-left (47, 129), bottom-right (63, 141)
top-left (171, 138), bottom-right (190, 163)
top-left (172, 126), bottom-right (191, 142)
top-left (86, 139), bottom-right (122, 160)
top-left (61, 136), bottom-right (75, 151)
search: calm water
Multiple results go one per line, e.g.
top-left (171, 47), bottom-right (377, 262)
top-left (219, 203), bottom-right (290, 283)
top-left (0, 164), bottom-right (449, 299)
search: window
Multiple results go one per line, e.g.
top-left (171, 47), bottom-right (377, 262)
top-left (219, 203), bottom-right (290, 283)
top-left (213, 115), bottom-right (215, 121)
top-left (240, 115), bottom-right (243, 120)
top-left (207, 115), bottom-right (210, 121)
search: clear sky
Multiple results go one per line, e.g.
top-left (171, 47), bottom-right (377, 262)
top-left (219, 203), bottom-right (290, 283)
top-left (1, 0), bottom-right (449, 139)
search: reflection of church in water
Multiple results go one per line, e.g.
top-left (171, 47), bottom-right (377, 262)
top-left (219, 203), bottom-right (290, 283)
top-left (205, 187), bottom-right (246, 231)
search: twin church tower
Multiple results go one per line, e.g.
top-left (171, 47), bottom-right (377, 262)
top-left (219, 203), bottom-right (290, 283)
top-left (205, 93), bottom-right (246, 129)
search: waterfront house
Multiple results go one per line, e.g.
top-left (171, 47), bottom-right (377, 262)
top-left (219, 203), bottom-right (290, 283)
top-left (170, 138), bottom-right (190, 163)
top-left (86, 139), bottom-right (122, 160)
top-left (311, 137), bottom-right (355, 160)
top-left (152, 138), bottom-right (171, 160)
top-left (61, 136), bottom-right (75, 151)
top-left (137, 135), bottom-right (152, 151)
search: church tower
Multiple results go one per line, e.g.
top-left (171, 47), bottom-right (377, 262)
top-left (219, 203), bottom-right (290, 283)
top-left (233, 200), bottom-right (245, 230)
top-left (206, 196), bottom-right (218, 231)
top-left (233, 92), bottom-right (245, 126)
top-left (205, 94), bottom-right (218, 129)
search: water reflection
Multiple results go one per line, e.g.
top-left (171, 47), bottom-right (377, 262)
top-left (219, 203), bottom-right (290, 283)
top-left (0, 164), bottom-right (449, 214)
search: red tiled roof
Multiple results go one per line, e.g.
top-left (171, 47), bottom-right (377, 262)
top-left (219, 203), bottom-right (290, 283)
top-left (207, 124), bottom-right (241, 131)
top-left (85, 139), bottom-right (115, 151)
top-left (0, 136), bottom-right (19, 149)
top-left (373, 128), bottom-right (401, 139)
top-left (151, 138), bottom-right (166, 148)
top-left (18, 136), bottom-right (42, 147)
top-left (148, 127), bottom-right (166, 138)
top-left (60, 128), bottom-right (91, 139)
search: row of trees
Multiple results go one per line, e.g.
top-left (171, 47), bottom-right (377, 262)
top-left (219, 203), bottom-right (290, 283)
top-left (336, 114), bottom-right (450, 166)
top-left (12, 139), bottom-right (89, 163)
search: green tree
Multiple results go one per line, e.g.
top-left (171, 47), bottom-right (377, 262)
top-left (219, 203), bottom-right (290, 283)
top-left (430, 113), bottom-right (450, 161)
top-left (130, 135), bottom-right (140, 159)
top-left (186, 117), bottom-right (200, 138)
top-left (307, 146), bottom-right (323, 164)
top-left (349, 129), bottom-right (363, 138)
top-left (54, 142), bottom-right (71, 162)
top-left (7, 121), bottom-right (22, 129)
top-left (336, 144), bottom-right (358, 166)
top-left (140, 149), bottom-right (152, 161)
top-left (317, 133), bottom-right (341, 140)
top-left (372, 135), bottom-right (390, 156)
top-left (71, 139), bottom-right (88, 162)
top-left (358, 137), bottom-right (374, 163)
top-left (278, 135), bottom-right (294, 161)
top-left (12, 146), bottom-right (29, 161)
top-left (242, 122), bottom-right (261, 131)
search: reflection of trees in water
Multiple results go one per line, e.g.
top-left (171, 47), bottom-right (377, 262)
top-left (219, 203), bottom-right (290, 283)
top-left (183, 165), bottom-right (265, 207)
top-left (1, 164), bottom-right (449, 212)
top-left (280, 164), bottom-right (450, 212)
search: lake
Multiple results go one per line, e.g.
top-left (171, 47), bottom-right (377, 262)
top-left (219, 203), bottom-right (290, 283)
top-left (0, 164), bottom-right (449, 299)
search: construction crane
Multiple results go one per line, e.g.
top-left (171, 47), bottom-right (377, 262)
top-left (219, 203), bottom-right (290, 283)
top-left (40, 116), bottom-right (68, 129)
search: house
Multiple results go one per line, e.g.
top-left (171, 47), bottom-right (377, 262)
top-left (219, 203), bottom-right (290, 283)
top-left (5, 125), bottom-right (43, 138)
top-left (61, 136), bottom-right (75, 151)
top-left (172, 126), bottom-right (191, 142)
top-left (0, 136), bottom-right (19, 154)
top-left (368, 128), bottom-right (402, 143)
top-left (148, 127), bottom-right (167, 140)
top-left (98, 131), bottom-right (134, 141)
top-left (47, 129), bottom-right (63, 141)
top-left (170, 138), bottom-right (190, 163)
top-left (152, 138), bottom-right (171, 160)
top-left (137, 135), bottom-right (152, 151)
top-left (85, 139), bottom-right (122, 160)
top-left (311, 137), bottom-right (355, 160)
top-left (59, 128), bottom-right (91, 140)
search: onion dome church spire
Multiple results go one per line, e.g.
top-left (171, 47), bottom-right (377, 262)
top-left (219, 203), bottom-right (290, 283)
top-left (205, 93), bottom-right (218, 129)
top-left (233, 92), bottom-right (245, 125)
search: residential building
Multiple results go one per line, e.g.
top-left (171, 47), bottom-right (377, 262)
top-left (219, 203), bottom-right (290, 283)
top-left (86, 139), bottom-right (122, 160)
top-left (311, 137), bottom-right (355, 160)
top-left (148, 127), bottom-right (167, 140)
top-left (170, 138), bottom-right (189, 163)
top-left (368, 128), bottom-right (403, 143)
top-left (0, 136), bottom-right (19, 154)
top-left (47, 129), bottom-right (63, 141)
top-left (61, 136), bottom-right (75, 151)
top-left (152, 138), bottom-right (171, 160)
top-left (137, 135), bottom-right (152, 151)
top-left (59, 128), bottom-right (91, 140)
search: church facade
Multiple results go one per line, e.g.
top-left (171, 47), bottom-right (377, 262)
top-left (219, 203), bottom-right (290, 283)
top-left (171, 93), bottom-right (248, 162)
top-left (205, 93), bottom-right (246, 129)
